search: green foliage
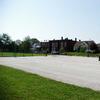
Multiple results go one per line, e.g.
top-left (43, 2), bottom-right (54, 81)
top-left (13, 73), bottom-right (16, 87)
top-left (31, 38), bottom-right (39, 44)
top-left (0, 33), bottom-right (12, 52)
top-left (64, 52), bottom-right (100, 57)
top-left (59, 48), bottom-right (65, 53)
top-left (0, 65), bottom-right (100, 100)
top-left (0, 52), bottom-right (46, 57)
top-left (80, 47), bottom-right (86, 52)
top-left (0, 33), bottom-right (40, 53)
top-left (20, 36), bottom-right (40, 53)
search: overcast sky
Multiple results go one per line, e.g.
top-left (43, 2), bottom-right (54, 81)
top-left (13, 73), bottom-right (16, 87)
top-left (0, 0), bottom-right (100, 43)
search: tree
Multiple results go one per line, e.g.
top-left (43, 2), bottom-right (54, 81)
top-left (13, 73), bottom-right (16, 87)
top-left (0, 33), bottom-right (40, 53)
top-left (14, 40), bottom-right (22, 52)
top-left (21, 36), bottom-right (31, 53)
top-left (20, 36), bottom-right (40, 53)
top-left (59, 47), bottom-right (65, 54)
top-left (0, 33), bottom-right (12, 52)
top-left (0, 34), bottom-right (3, 51)
top-left (30, 38), bottom-right (39, 44)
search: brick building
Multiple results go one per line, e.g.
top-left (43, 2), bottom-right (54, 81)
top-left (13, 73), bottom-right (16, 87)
top-left (41, 37), bottom-right (77, 53)
top-left (40, 41), bottom-right (49, 53)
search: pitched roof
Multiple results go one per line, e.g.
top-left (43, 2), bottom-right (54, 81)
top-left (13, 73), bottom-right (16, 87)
top-left (74, 41), bottom-right (96, 49)
top-left (84, 41), bottom-right (96, 46)
top-left (97, 43), bottom-right (100, 47)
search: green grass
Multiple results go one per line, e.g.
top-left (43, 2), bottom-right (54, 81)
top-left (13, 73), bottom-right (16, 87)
top-left (0, 65), bottom-right (100, 100)
top-left (0, 52), bottom-right (100, 57)
top-left (64, 52), bottom-right (100, 57)
top-left (0, 52), bottom-right (46, 57)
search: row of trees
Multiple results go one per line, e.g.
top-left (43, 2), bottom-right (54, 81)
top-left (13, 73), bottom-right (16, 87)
top-left (0, 33), bottom-right (39, 53)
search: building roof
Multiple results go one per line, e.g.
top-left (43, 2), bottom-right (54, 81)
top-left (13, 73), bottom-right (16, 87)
top-left (74, 40), bottom-right (96, 51)
top-left (85, 41), bottom-right (96, 46)
top-left (97, 43), bottom-right (100, 47)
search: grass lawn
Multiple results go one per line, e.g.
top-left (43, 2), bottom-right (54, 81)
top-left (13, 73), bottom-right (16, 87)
top-left (0, 52), bottom-right (46, 57)
top-left (0, 65), bottom-right (100, 100)
top-left (64, 52), bottom-right (100, 57)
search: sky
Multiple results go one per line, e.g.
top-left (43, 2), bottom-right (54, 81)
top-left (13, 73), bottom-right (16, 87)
top-left (0, 0), bottom-right (100, 43)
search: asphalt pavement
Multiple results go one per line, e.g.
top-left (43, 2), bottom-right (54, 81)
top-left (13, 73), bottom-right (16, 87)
top-left (0, 55), bottom-right (100, 90)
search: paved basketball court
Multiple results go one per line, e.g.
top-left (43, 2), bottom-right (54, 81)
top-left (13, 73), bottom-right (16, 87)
top-left (0, 55), bottom-right (100, 90)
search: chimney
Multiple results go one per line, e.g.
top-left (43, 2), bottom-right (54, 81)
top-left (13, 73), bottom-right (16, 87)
top-left (75, 38), bottom-right (77, 41)
top-left (61, 37), bottom-right (63, 40)
top-left (53, 39), bottom-right (55, 41)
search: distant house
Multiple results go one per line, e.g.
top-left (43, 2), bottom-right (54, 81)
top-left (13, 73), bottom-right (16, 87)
top-left (31, 43), bottom-right (41, 53)
top-left (74, 41), bottom-right (97, 52)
